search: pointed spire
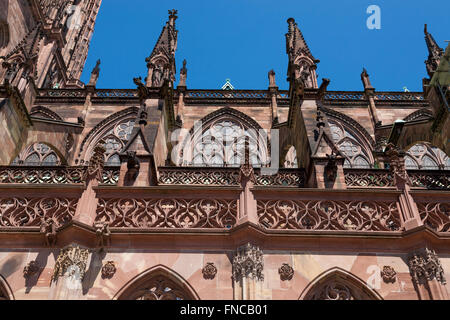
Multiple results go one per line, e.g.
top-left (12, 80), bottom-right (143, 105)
top-left (424, 24), bottom-right (444, 78)
top-left (285, 18), bottom-right (319, 89)
top-left (268, 69), bottom-right (277, 88)
top-left (145, 10), bottom-right (179, 87)
top-left (88, 59), bottom-right (101, 86)
top-left (361, 67), bottom-right (374, 90)
top-left (178, 59), bottom-right (187, 87)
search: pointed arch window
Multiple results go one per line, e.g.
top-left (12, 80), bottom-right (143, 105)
top-left (329, 120), bottom-right (371, 169)
top-left (303, 270), bottom-right (380, 300)
top-left (90, 119), bottom-right (135, 165)
top-left (11, 143), bottom-right (61, 166)
top-left (180, 116), bottom-right (269, 168)
top-left (405, 143), bottom-right (450, 170)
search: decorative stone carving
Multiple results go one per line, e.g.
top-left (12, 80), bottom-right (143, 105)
top-left (94, 221), bottom-right (111, 249)
top-left (278, 263), bottom-right (294, 281)
top-left (408, 248), bottom-right (446, 285)
top-left (88, 59), bottom-right (101, 86)
top-left (95, 198), bottom-right (238, 229)
top-left (40, 217), bottom-right (57, 247)
top-left (126, 151), bottom-right (140, 173)
top-left (202, 262), bottom-right (217, 280)
top-left (52, 245), bottom-right (90, 282)
top-left (381, 266), bottom-right (397, 283)
top-left (101, 261), bottom-right (116, 279)
top-left (257, 199), bottom-right (402, 231)
top-left (84, 144), bottom-right (106, 182)
top-left (385, 143), bottom-right (411, 186)
top-left (23, 261), bottom-right (40, 278)
top-left (310, 281), bottom-right (356, 300)
top-left (232, 243), bottom-right (264, 282)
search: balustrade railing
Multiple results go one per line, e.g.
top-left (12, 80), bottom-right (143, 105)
top-left (0, 166), bottom-right (120, 185)
top-left (374, 92), bottom-right (425, 101)
top-left (257, 198), bottom-right (403, 232)
top-left (345, 169), bottom-right (450, 190)
top-left (158, 167), bottom-right (305, 187)
top-left (95, 198), bottom-right (238, 229)
top-left (93, 89), bottom-right (138, 98)
top-left (37, 89), bottom-right (87, 98)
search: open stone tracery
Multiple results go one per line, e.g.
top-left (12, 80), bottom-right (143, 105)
top-left (257, 199), bottom-right (402, 231)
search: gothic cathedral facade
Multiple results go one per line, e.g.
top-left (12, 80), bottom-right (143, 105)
top-left (0, 1), bottom-right (449, 300)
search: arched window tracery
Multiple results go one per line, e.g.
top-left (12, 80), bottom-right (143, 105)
top-left (328, 120), bottom-right (371, 169)
top-left (303, 269), bottom-right (380, 300)
top-left (405, 143), bottom-right (450, 170)
top-left (180, 113), bottom-right (269, 168)
top-left (11, 143), bottom-right (61, 166)
top-left (116, 267), bottom-right (198, 301)
top-left (89, 119), bottom-right (135, 166)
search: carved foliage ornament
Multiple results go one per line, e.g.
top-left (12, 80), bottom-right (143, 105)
top-left (278, 263), bottom-right (294, 281)
top-left (85, 144), bottom-right (106, 181)
top-left (52, 245), bottom-right (90, 282)
top-left (232, 243), bottom-right (264, 282)
top-left (408, 248), bottom-right (446, 285)
top-left (23, 261), bottom-right (40, 278)
top-left (381, 266), bottom-right (397, 283)
top-left (202, 262), bottom-right (217, 280)
top-left (101, 261), bottom-right (116, 279)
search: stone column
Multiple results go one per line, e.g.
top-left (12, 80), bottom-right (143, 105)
top-left (408, 248), bottom-right (448, 300)
top-left (50, 244), bottom-right (91, 300)
top-left (232, 243), bottom-right (264, 300)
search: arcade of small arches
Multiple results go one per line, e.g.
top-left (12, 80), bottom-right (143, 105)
top-left (7, 108), bottom-right (450, 171)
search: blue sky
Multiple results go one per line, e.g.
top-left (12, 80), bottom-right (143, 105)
top-left (80, 0), bottom-right (449, 91)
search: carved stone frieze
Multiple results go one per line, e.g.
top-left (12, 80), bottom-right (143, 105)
top-left (232, 243), bottom-right (264, 282)
top-left (52, 245), bottom-right (90, 282)
top-left (408, 248), bottom-right (446, 285)
top-left (202, 262), bottom-right (217, 280)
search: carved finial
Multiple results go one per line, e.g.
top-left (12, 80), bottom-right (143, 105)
top-left (361, 67), bottom-right (373, 90)
top-left (88, 59), bottom-right (101, 86)
top-left (268, 69), bottom-right (277, 88)
top-left (424, 23), bottom-right (428, 34)
top-left (168, 9), bottom-right (178, 26)
top-left (178, 59), bottom-right (187, 87)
